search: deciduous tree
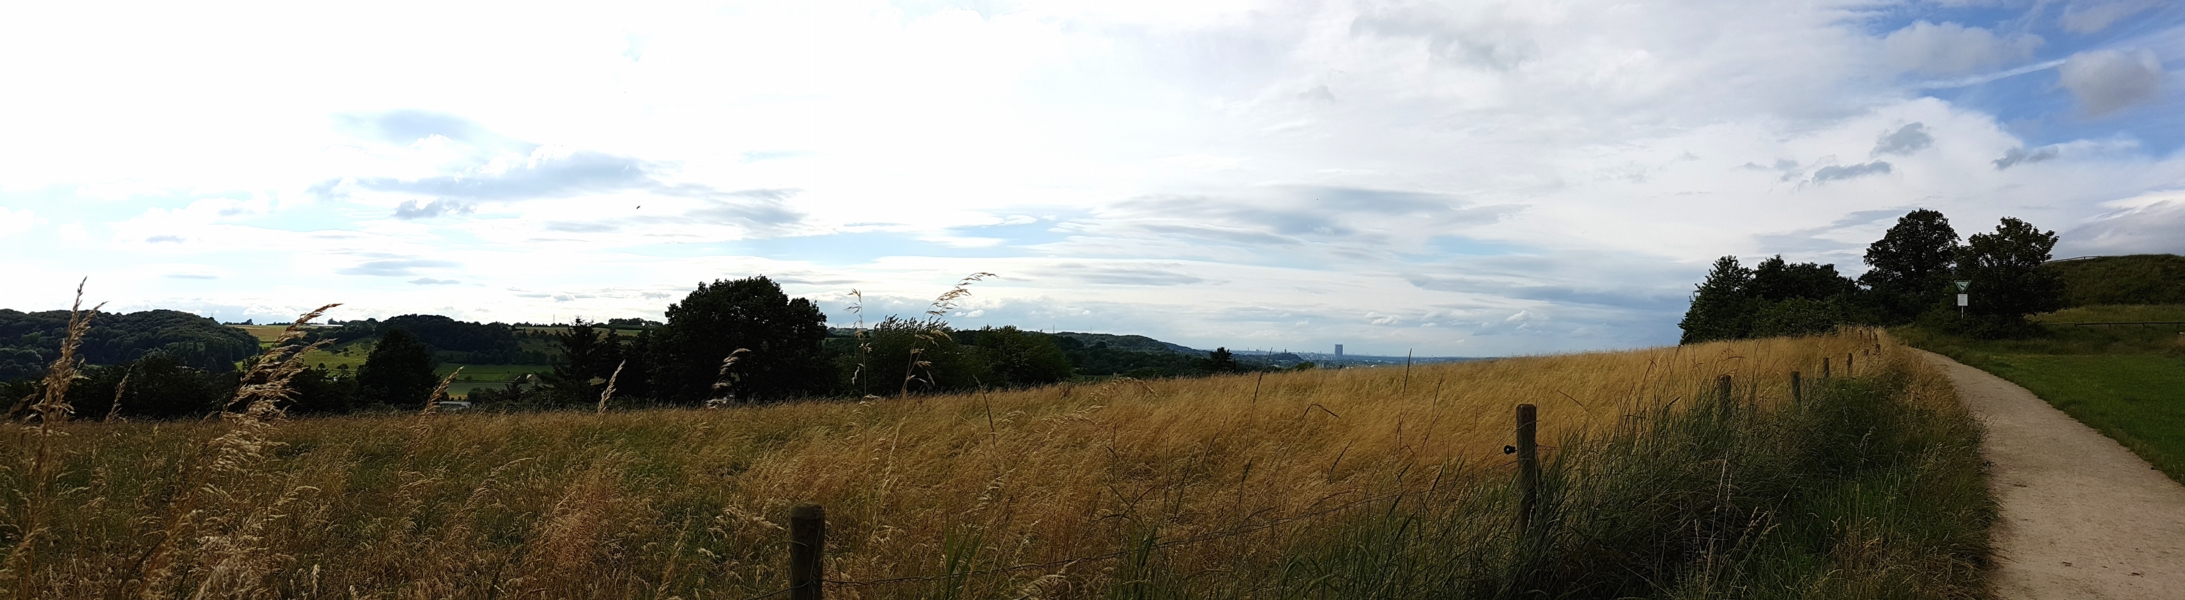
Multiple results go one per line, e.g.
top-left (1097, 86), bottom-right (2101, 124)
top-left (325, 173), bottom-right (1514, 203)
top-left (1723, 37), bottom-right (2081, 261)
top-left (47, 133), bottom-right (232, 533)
top-left (654, 277), bottom-right (831, 404)
top-left (1860, 209), bottom-right (1960, 322)
top-left (1959, 217), bottom-right (2066, 321)
top-left (357, 328), bottom-right (439, 407)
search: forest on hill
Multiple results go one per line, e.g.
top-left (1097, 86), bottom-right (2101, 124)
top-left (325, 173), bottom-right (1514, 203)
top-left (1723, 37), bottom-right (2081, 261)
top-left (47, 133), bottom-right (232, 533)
top-left (0, 277), bottom-right (1291, 419)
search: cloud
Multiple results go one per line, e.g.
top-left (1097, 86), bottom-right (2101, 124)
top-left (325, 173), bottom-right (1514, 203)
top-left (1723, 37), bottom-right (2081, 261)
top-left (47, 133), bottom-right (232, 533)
top-left (146, 235), bottom-right (186, 243)
top-left (164, 273), bottom-right (217, 280)
top-left (2060, 0), bottom-right (2162, 34)
top-left (1882, 21), bottom-right (2042, 75)
top-left (1810, 161), bottom-right (1893, 183)
top-left (683, 189), bottom-right (808, 228)
top-left (2058, 196), bottom-right (2185, 255)
top-left (1351, 3), bottom-right (1540, 70)
top-left (335, 110), bottom-right (493, 145)
top-left (544, 221), bottom-right (619, 233)
top-left (2059, 49), bottom-right (2166, 116)
top-left (393, 199), bottom-right (474, 220)
top-left (1055, 263), bottom-right (1208, 286)
top-left (355, 147), bottom-right (653, 201)
top-left (1871, 123), bottom-right (1933, 156)
top-left (337, 259), bottom-right (460, 277)
top-left (408, 278), bottom-right (462, 285)
top-left (0, 207), bottom-right (36, 238)
top-left (1994, 146), bottom-right (2061, 169)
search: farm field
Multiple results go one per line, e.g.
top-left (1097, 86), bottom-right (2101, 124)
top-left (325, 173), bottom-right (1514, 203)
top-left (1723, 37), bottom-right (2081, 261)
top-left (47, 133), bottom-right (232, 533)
top-left (232, 325), bottom-right (552, 399)
top-left (0, 330), bottom-right (1993, 598)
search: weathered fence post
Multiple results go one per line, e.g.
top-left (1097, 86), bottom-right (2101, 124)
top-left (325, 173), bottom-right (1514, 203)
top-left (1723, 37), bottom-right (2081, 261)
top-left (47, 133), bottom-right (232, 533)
top-left (1515, 404), bottom-right (1539, 536)
top-left (1846, 352), bottom-right (1854, 376)
top-left (1822, 357), bottom-right (1831, 378)
top-left (1791, 371), bottom-right (1802, 403)
top-left (792, 503), bottom-right (826, 600)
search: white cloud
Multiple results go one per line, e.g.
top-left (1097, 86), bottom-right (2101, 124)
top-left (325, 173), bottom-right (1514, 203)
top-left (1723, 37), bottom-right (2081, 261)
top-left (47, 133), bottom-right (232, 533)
top-left (2061, 0), bottom-right (2162, 34)
top-left (0, 207), bottom-right (39, 237)
top-left (1, 0), bottom-right (2181, 354)
top-left (2059, 190), bottom-right (2185, 256)
top-left (2059, 48), bottom-right (2166, 116)
top-left (1882, 21), bottom-right (2043, 75)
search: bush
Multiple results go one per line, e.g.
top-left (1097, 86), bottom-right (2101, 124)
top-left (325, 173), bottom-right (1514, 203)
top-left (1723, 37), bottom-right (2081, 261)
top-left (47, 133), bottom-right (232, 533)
top-left (1751, 297), bottom-right (1844, 338)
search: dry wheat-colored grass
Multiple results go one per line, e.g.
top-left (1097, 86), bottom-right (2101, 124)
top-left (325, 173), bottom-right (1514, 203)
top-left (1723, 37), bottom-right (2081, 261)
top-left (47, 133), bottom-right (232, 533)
top-left (0, 329), bottom-right (1918, 598)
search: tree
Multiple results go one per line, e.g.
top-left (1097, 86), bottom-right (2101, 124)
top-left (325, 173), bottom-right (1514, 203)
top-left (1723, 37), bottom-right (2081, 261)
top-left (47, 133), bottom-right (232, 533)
top-left (357, 328), bottom-right (439, 407)
top-left (852, 316), bottom-right (982, 396)
top-left (1861, 209), bottom-right (1960, 323)
top-left (1959, 217), bottom-right (2066, 321)
top-left (1750, 297), bottom-right (1844, 338)
top-left (1748, 255), bottom-right (1856, 302)
top-left (653, 277), bottom-right (831, 404)
top-left (68, 353), bottom-right (232, 420)
top-left (543, 320), bottom-right (624, 407)
top-left (966, 326), bottom-right (1073, 388)
top-left (1204, 347), bottom-right (1240, 373)
top-left (1678, 256), bottom-right (1755, 344)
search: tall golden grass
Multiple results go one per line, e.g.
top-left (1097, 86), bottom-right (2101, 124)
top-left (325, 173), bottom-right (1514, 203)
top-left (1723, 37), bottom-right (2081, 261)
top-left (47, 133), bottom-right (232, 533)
top-left (0, 326), bottom-right (1940, 598)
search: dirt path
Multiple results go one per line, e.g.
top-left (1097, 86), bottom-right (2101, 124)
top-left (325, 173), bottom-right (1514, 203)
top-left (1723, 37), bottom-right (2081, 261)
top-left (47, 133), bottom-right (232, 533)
top-left (1917, 350), bottom-right (2185, 599)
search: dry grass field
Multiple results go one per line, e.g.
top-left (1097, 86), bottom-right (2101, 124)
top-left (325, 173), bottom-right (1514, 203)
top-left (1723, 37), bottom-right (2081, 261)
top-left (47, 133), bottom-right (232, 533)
top-left (1, 321), bottom-right (1988, 599)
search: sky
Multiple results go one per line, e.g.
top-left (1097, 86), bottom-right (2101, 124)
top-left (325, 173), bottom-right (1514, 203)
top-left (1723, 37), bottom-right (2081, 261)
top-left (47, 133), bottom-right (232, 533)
top-left (1, 0), bottom-right (2181, 357)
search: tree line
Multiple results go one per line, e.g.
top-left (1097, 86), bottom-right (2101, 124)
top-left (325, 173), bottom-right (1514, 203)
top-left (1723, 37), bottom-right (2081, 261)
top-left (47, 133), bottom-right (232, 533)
top-left (2, 276), bottom-right (1271, 419)
top-left (1679, 209), bottom-right (2066, 344)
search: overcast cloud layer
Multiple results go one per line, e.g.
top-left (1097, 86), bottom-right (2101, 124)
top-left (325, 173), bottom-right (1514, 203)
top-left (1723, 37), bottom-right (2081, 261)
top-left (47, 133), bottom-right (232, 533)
top-left (2, 0), bottom-right (2181, 356)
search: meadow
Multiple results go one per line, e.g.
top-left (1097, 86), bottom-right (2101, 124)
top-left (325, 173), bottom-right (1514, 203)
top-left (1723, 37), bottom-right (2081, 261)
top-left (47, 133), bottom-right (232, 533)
top-left (1902, 304), bottom-right (2185, 484)
top-left (236, 325), bottom-right (550, 399)
top-left (1, 326), bottom-right (1992, 599)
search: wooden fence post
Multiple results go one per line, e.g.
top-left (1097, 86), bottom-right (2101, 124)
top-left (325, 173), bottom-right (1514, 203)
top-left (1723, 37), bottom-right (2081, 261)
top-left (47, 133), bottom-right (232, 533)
top-left (792, 503), bottom-right (826, 600)
top-left (1791, 371), bottom-right (1802, 403)
top-left (1515, 404), bottom-right (1539, 536)
top-left (1846, 353), bottom-right (1854, 376)
top-left (1823, 357), bottom-right (1831, 379)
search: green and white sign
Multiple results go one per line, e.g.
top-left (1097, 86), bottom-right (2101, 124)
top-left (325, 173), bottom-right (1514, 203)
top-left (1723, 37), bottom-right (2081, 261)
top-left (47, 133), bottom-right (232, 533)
top-left (1954, 280), bottom-right (1970, 291)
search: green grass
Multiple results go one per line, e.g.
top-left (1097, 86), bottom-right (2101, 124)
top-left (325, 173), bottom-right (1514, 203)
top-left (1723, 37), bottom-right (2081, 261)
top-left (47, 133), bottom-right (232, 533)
top-left (2045, 254), bottom-right (2185, 306)
top-left (2032, 304), bottom-right (2185, 324)
top-left (1901, 303), bottom-right (2185, 485)
top-left (1931, 352), bottom-right (2185, 483)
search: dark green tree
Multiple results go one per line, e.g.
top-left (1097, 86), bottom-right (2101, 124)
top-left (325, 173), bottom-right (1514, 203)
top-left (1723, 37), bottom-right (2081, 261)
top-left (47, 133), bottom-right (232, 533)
top-left (1678, 256), bottom-right (1755, 344)
top-left (357, 328), bottom-right (440, 407)
top-left (966, 326), bottom-right (1073, 388)
top-left (851, 316), bottom-right (983, 396)
top-left (654, 277), bottom-right (831, 404)
top-left (543, 320), bottom-right (625, 407)
top-left (1860, 209), bottom-right (1961, 322)
top-left (287, 364), bottom-right (359, 415)
top-left (1748, 255), bottom-right (1857, 302)
top-left (68, 353), bottom-right (233, 420)
top-left (1959, 217), bottom-right (2066, 321)
top-left (1204, 347), bottom-right (1240, 373)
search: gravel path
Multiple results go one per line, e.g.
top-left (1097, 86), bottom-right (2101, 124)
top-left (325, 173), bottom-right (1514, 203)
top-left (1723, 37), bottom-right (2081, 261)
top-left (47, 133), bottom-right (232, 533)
top-left (1917, 350), bottom-right (2185, 599)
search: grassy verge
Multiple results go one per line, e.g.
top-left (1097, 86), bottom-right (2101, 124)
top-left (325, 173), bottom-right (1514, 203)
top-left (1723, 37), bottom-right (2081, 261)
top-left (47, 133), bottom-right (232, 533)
top-left (0, 331), bottom-right (1992, 598)
top-left (1900, 308), bottom-right (2185, 485)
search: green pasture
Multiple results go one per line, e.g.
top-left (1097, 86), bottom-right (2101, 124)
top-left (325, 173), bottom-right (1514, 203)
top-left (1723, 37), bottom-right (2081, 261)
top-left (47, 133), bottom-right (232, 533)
top-left (1904, 304), bottom-right (2185, 484)
top-left (1969, 354), bottom-right (2185, 483)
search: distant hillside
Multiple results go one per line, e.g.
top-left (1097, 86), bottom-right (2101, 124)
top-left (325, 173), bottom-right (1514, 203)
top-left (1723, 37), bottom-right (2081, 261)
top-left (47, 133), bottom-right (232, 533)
top-left (0, 309), bottom-right (259, 380)
top-left (1051, 331), bottom-right (1205, 355)
top-left (2044, 254), bottom-right (2185, 307)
